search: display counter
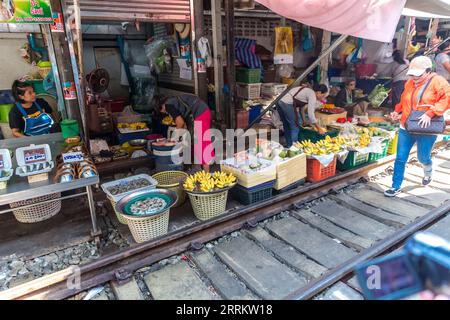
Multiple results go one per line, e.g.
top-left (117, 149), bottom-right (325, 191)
top-left (0, 133), bottom-right (101, 240)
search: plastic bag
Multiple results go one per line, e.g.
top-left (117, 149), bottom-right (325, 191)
top-left (144, 37), bottom-right (175, 74)
top-left (339, 123), bottom-right (359, 140)
top-left (374, 43), bottom-right (394, 64)
top-left (277, 64), bottom-right (294, 78)
top-left (368, 84), bottom-right (390, 107)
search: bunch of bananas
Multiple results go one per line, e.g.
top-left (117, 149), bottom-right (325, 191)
top-left (294, 135), bottom-right (346, 156)
top-left (162, 116), bottom-right (176, 126)
top-left (183, 171), bottom-right (236, 193)
top-left (359, 133), bottom-right (371, 148)
top-left (117, 122), bottom-right (148, 130)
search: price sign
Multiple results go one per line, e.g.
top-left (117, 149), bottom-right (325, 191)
top-left (62, 152), bottom-right (84, 163)
top-left (23, 148), bottom-right (47, 164)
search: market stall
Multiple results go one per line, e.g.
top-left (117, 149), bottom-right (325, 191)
top-left (0, 133), bottom-right (101, 239)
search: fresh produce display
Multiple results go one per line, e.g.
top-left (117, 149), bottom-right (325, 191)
top-left (278, 146), bottom-right (302, 159)
top-left (0, 170), bottom-right (11, 178)
top-left (117, 122), bottom-right (148, 130)
top-left (107, 178), bottom-right (152, 195)
top-left (294, 135), bottom-right (346, 156)
top-left (319, 107), bottom-right (345, 114)
top-left (322, 104), bottom-right (335, 109)
top-left (183, 171), bottom-right (237, 193)
top-left (368, 84), bottom-right (390, 107)
top-left (129, 197), bottom-right (168, 216)
top-left (162, 116), bottom-right (176, 126)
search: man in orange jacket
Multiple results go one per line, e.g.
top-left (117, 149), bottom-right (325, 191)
top-left (385, 56), bottom-right (450, 197)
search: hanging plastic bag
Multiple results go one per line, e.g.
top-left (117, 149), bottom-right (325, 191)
top-left (302, 26), bottom-right (313, 52)
top-left (374, 43), bottom-right (394, 64)
top-left (144, 37), bottom-right (175, 74)
top-left (274, 27), bottom-right (294, 64)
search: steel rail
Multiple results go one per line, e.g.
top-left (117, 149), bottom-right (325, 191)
top-left (2, 142), bottom-right (448, 300)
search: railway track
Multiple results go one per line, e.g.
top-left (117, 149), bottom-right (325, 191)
top-left (1, 142), bottom-right (449, 300)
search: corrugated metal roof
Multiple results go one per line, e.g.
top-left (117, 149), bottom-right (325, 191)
top-left (66, 0), bottom-right (190, 22)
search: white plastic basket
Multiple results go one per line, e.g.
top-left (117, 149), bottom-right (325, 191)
top-left (101, 174), bottom-right (158, 203)
top-left (261, 83), bottom-right (288, 97)
top-left (236, 83), bottom-right (261, 100)
top-left (10, 193), bottom-right (61, 223)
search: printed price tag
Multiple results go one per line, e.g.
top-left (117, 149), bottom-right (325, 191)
top-left (23, 148), bottom-right (47, 164)
top-left (62, 152), bottom-right (84, 163)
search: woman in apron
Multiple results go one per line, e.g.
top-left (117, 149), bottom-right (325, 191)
top-left (159, 94), bottom-right (215, 172)
top-left (277, 84), bottom-right (328, 147)
top-left (9, 80), bottom-right (55, 138)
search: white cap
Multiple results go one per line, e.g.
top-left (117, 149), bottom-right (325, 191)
top-left (407, 56), bottom-right (433, 76)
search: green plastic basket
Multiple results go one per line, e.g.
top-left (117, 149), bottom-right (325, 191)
top-left (337, 151), bottom-right (370, 171)
top-left (368, 140), bottom-right (389, 162)
top-left (298, 127), bottom-right (339, 143)
top-left (236, 68), bottom-right (261, 83)
top-left (0, 104), bottom-right (13, 123)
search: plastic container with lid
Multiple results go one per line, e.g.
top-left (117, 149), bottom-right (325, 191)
top-left (0, 149), bottom-right (13, 189)
top-left (15, 144), bottom-right (54, 177)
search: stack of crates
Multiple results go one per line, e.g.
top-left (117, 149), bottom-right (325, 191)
top-left (236, 68), bottom-right (262, 100)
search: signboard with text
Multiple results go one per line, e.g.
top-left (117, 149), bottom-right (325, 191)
top-left (0, 0), bottom-right (53, 24)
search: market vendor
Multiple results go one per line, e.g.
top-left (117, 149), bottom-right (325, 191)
top-left (9, 80), bottom-right (55, 138)
top-left (159, 94), bottom-right (214, 172)
top-left (277, 84), bottom-right (329, 147)
top-left (334, 79), bottom-right (369, 120)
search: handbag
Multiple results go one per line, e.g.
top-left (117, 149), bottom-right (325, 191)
top-left (405, 77), bottom-right (446, 135)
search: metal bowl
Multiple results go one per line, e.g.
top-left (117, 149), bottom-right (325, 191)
top-left (129, 139), bottom-right (147, 147)
top-left (115, 189), bottom-right (178, 218)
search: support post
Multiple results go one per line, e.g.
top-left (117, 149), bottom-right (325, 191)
top-left (190, 0), bottom-right (208, 102)
top-left (47, 0), bottom-right (85, 136)
top-left (225, 0), bottom-right (236, 129)
top-left (211, 0), bottom-right (224, 122)
top-left (320, 30), bottom-right (332, 86)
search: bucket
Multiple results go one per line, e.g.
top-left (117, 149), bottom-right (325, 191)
top-left (0, 104), bottom-right (13, 123)
top-left (355, 64), bottom-right (377, 78)
top-left (60, 119), bottom-right (80, 139)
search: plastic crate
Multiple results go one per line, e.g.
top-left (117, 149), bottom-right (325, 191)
top-left (368, 140), bottom-right (389, 162)
top-left (261, 83), bottom-right (288, 97)
top-left (337, 151), bottom-right (370, 171)
top-left (387, 132), bottom-right (398, 155)
top-left (298, 127), bottom-right (339, 143)
top-left (248, 105), bottom-right (262, 125)
top-left (236, 68), bottom-right (261, 83)
top-left (116, 129), bottom-right (151, 145)
top-left (236, 83), bottom-right (261, 100)
top-left (306, 157), bottom-right (337, 183)
top-left (230, 180), bottom-right (275, 205)
top-left (101, 174), bottom-right (158, 203)
top-left (273, 179), bottom-right (305, 194)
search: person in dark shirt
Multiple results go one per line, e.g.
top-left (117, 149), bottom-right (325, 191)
top-left (159, 94), bottom-right (214, 171)
top-left (334, 79), bottom-right (369, 119)
top-left (9, 80), bottom-right (54, 138)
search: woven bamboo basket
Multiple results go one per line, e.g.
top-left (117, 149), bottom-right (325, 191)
top-left (187, 190), bottom-right (229, 221)
top-left (119, 210), bottom-right (169, 243)
top-left (10, 193), bottom-right (62, 223)
top-left (151, 171), bottom-right (188, 208)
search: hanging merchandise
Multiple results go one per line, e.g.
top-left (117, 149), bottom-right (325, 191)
top-left (373, 42), bottom-right (394, 64)
top-left (301, 25), bottom-right (313, 52)
top-left (144, 37), bottom-right (175, 74)
top-left (175, 23), bottom-right (192, 62)
top-left (274, 27), bottom-right (294, 64)
top-left (346, 38), bottom-right (366, 64)
top-left (198, 37), bottom-right (212, 68)
top-left (235, 38), bottom-right (262, 69)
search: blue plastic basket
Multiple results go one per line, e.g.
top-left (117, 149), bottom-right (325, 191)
top-left (248, 105), bottom-right (262, 125)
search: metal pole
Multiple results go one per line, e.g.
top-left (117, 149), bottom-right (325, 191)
top-left (190, 0), bottom-right (207, 102)
top-left (225, 0), bottom-right (236, 129)
top-left (61, 0), bottom-right (89, 144)
top-left (41, 24), bottom-right (66, 118)
top-left (244, 34), bottom-right (348, 131)
top-left (211, 0), bottom-right (224, 122)
top-left (86, 185), bottom-right (100, 236)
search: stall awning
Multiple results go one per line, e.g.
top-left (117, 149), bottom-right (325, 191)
top-left (403, 0), bottom-right (450, 19)
top-left (66, 0), bottom-right (191, 23)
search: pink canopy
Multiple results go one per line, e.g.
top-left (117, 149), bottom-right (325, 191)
top-left (256, 0), bottom-right (407, 42)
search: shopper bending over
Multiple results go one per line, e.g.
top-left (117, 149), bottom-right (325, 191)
top-left (385, 56), bottom-right (450, 197)
top-left (159, 94), bottom-right (214, 172)
top-left (277, 84), bottom-right (328, 147)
